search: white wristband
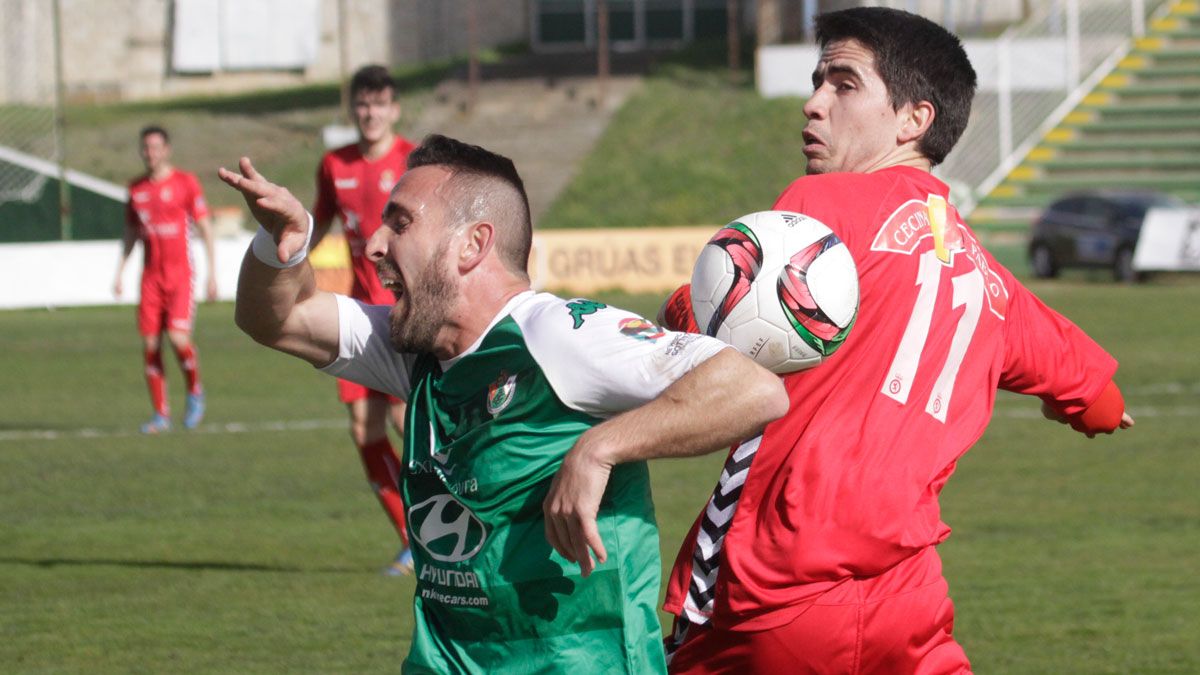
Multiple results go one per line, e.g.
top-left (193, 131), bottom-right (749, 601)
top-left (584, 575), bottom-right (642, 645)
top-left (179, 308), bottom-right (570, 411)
top-left (251, 212), bottom-right (313, 269)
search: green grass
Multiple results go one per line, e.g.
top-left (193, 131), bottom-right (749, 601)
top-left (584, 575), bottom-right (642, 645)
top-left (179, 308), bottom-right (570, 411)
top-left (1, 281), bottom-right (1198, 673)
top-left (55, 59), bottom-right (465, 220)
top-left (539, 59), bottom-right (809, 230)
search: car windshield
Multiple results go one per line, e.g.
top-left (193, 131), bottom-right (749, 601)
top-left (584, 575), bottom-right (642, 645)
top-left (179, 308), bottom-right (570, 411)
top-left (1118, 194), bottom-right (1184, 219)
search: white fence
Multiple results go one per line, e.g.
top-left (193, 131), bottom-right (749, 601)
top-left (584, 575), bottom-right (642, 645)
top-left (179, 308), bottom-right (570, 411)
top-left (0, 234), bottom-right (252, 310)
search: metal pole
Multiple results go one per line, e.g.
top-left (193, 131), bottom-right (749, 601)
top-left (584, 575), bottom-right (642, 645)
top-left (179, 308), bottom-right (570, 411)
top-left (1066, 0), bottom-right (1080, 90)
top-left (337, 0), bottom-right (350, 122)
top-left (998, 37), bottom-right (1013, 161)
top-left (51, 0), bottom-right (70, 240)
top-left (801, 0), bottom-right (816, 43)
top-left (467, 0), bottom-right (480, 113)
top-left (597, 0), bottom-right (609, 106)
top-left (727, 0), bottom-right (740, 73)
top-left (1132, 0), bottom-right (1146, 37)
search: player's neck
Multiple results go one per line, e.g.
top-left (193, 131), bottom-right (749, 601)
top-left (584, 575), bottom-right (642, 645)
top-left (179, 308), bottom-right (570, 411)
top-left (434, 277), bottom-right (532, 362)
top-left (148, 164), bottom-right (174, 182)
top-left (359, 133), bottom-right (396, 161)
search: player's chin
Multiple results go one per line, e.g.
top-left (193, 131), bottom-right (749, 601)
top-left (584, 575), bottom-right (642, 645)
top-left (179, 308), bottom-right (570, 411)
top-left (803, 155), bottom-right (831, 176)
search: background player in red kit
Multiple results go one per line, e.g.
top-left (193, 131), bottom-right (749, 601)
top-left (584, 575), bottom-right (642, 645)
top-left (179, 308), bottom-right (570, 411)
top-left (114, 125), bottom-right (216, 434)
top-left (545, 7), bottom-right (1135, 673)
top-left (312, 64), bottom-right (416, 575)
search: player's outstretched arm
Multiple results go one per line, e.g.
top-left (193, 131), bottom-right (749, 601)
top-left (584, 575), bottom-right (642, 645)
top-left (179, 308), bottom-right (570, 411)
top-left (543, 347), bottom-right (788, 576)
top-left (219, 157), bottom-right (339, 366)
top-left (1041, 380), bottom-right (1135, 438)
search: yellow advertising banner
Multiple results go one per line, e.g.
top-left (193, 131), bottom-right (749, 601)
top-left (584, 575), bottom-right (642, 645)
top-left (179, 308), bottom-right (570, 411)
top-left (309, 227), bottom-right (721, 296)
top-left (530, 226), bottom-right (716, 294)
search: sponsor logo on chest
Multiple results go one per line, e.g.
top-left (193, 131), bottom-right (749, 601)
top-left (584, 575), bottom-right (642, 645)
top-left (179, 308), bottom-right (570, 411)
top-left (379, 169), bottom-right (396, 193)
top-left (409, 493), bottom-right (488, 563)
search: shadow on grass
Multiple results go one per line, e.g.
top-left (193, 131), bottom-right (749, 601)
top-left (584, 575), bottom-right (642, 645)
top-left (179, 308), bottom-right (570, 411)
top-left (0, 556), bottom-right (363, 574)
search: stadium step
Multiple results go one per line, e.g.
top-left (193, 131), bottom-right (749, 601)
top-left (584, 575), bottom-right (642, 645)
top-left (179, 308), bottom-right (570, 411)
top-left (1067, 118), bottom-right (1200, 133)
top-left (1029, 156), bottom-right (1200, 171)
top-left (1124, 65), bottom-right (1200, 79)
top-left (1082, 101), bottom-right (1200, 116)
top-left (1045, 137), bottom-right (1200, 152)
top-left (1006, 173), bottom-right (1200, 191)
top-left (970, 0), bottom-right (1200, 233)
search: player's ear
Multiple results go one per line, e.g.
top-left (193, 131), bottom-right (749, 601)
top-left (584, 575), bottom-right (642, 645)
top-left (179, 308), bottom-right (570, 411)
top-left (898, 100), bottom-right (935, 145)
top-left (458, 220), bottom-right (494, 272)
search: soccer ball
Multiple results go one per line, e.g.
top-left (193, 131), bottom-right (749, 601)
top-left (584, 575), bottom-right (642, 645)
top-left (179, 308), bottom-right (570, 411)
top-left (690, 210), bottom-right (859, 374)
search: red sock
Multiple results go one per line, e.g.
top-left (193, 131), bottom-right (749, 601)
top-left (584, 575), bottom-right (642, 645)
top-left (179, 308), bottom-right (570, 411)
top-left (144, 348), bottom-right (168, 415)
top-left (175, 344), bottom-right (202, 395)
top-left (357, 438), bottom-right (408, 545)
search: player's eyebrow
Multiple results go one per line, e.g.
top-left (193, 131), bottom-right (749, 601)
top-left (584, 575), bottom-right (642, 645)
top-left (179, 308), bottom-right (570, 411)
top-left (381, 201), bottom-right (410, 226)
top-left (812, 62), bottom-right (863, 88)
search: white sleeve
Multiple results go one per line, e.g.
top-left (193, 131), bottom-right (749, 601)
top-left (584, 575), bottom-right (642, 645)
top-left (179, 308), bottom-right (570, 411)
top-left (514, 295), bottom-right (729, 417)
top-left (319, 294), bottom-right (415, 399)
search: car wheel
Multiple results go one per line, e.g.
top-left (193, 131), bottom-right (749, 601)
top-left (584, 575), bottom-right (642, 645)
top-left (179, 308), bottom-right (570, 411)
top-left (1113, 247), bottom-right (1141, 283)
top-left (1030, 243), bottom-right (1058, 279)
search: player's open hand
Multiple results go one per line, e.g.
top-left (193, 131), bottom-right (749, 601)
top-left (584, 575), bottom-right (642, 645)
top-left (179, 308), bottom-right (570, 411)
top-left (218, 157), bottom-right (308, 265)
top-left (205, 277), bottom-right (218, 302)
top-left (543, 435), bottom-right (614, 578)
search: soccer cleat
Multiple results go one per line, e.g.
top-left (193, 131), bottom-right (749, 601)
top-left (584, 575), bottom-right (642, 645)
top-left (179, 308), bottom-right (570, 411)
top-left (183, 391), bottom-right (206, 430)
top-left (140, 413), bottom-right (172, 434)
top-left (384, 547), bottom-right (414, 577)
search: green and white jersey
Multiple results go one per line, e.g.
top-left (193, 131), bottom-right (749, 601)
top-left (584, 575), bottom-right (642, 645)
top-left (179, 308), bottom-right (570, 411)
top-left (322, 290), bottom-right (727, 674)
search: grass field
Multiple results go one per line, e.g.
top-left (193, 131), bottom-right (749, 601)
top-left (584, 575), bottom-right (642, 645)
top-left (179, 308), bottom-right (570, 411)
top-left (1, 279), bottom-right (1198, 673)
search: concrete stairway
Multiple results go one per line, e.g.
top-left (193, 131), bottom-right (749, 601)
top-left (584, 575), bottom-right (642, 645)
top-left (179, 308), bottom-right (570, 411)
top-left (972, 0), bottom-right (1200, 233)
top-left (408, 54), bottom-right (647, 224)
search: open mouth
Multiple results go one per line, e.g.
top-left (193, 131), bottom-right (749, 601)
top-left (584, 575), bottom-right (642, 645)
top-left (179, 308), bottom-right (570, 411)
top-left (377, 263), bottom-right (406, 298)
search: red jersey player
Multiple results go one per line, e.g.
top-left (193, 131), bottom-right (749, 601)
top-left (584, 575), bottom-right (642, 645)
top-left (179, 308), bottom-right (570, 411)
top-left (312, 64), bottom-right (416, 575)
top-left (546, 8), bottom-right (1134, 673)
top-left (114, 125), bottom-right (216, 434)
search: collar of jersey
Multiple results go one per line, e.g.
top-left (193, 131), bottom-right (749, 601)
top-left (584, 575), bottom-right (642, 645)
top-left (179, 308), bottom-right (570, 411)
top-left (438, 290), bottom-right (537, 372)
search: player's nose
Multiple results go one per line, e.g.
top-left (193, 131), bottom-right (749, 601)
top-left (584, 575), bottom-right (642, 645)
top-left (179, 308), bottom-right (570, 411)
top-left (365, 227), bottom-right (388, 261)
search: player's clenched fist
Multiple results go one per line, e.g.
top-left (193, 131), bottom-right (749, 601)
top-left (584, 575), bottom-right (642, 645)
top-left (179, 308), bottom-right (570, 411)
top-left (218, 157), bottom-right (309, 265)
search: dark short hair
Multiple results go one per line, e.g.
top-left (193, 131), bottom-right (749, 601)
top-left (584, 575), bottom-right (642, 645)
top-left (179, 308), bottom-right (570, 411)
top-left (815, 7), bottom-right (977, 165)
top-left (349, 64), bottom-right (397, 99)
top-left (139, 125), bottom-right (170, 144)
top-left (408, 134), bottom-right (533, 277)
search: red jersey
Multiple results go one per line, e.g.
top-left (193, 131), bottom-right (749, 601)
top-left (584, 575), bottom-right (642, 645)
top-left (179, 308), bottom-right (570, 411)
top-left (663, 166), bottom-right (1118, 631)
top-left (126, 169), bottom-right (209, 278)
top-left (314, 136), bottom-right (416, 304)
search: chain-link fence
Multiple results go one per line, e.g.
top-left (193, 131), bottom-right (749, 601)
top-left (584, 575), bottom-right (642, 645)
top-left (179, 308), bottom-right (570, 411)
top-left (0, 0), bottom-right (60, 205)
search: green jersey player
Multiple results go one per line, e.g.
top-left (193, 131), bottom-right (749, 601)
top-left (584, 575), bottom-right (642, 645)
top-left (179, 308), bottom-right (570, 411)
top-left (221, 135), bottom-right (787, 672)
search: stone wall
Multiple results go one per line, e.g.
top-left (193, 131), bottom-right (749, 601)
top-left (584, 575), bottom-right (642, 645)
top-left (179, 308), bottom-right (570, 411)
top-left (1, 0), bottom-right (529, 104)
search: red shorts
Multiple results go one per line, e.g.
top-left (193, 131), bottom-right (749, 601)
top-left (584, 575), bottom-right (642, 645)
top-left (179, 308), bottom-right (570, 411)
top-left (138, 274), bottom-right (195, 336)
top-left (337, 378), bottom-right (402, 405)
top-left (667, 547), bottom-right (971, 674)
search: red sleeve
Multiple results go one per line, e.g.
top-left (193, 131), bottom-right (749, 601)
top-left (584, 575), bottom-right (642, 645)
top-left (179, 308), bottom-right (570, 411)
top-left (313, 156), bottom-right (336, 224)
top-left (1065, 379), bottom-right (1125, 434)
top-left (659, 283), bottom-right (699, 333)
top-left (997, 270), bottom-right (1118, 416)
top-left (186, 173), bottom-right (210, 221)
